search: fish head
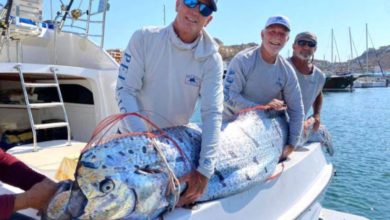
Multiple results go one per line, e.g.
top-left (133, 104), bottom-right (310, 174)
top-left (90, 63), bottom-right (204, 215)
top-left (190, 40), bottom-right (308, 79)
top-left (71, 152), bottom-right (137, 219)
top-left (72, 138), bottom-right (171, 219)
top-left (46, 134), bottom-right (177, 219)
top-left (75, 162), bottom-right (171, 219)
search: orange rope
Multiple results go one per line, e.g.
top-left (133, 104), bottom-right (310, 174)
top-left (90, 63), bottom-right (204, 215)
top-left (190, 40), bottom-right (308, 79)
top-left (81, 112), bottom-right (193, 170)
top-left (238, 105), bottom-right (270, 114)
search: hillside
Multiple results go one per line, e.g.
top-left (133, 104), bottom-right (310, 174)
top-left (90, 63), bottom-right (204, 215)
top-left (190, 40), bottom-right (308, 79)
top-left (217, 39), bottom-right (390, 73)
top-left (218, 41), bottom-right (258, 62)
top-left (315, 45), bottom-right (390, 73)
top-left (107, 41), bottom-right (390, 74)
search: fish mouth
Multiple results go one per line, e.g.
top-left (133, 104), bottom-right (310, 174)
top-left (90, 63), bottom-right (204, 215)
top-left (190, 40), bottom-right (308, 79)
top-left (67, 181), bottom-right (88, 218)
top-left (43, 180), bottom-right (88, 220)
top-left (43, 180), bottom-right (73, 220)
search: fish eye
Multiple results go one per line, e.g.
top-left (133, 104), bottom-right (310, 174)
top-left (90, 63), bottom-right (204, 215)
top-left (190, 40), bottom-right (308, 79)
top-left (99, 178), bottom-right (115, 193)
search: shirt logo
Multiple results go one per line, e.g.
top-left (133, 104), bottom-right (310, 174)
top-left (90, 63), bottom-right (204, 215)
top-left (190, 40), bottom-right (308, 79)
top-left (185, 75), bottom-right (201, 87)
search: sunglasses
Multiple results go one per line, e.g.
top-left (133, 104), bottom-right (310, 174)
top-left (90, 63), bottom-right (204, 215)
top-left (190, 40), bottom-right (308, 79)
top-left (183, 0), bottom-right (213, 17)
top-left (297, 40), bottom-right (317, 48)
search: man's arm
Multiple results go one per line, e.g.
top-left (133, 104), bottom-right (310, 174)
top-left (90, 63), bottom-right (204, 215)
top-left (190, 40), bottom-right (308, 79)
top-left (280, 66), bottom-right (304, 161)
top-left (223, 56), bottom-right (258, 118)
top-left (177, 54), bottom-right (224, 206)
top-left (282, 64), bottom-right (304, 148)
top-left (116, 29), bottom-right (147, 132)
top-left (311, 91), bottom-right (323, 131)
top-left (0, 195), bottom-right (15, 220)
top-left (0, 150), bottom-right (56, 219)
top-left (0, 149), bottom-right (45, 190)
top-left (13, 178), bottom-right (57, 212)
top-left (198, 53), bottom-right (224, 179)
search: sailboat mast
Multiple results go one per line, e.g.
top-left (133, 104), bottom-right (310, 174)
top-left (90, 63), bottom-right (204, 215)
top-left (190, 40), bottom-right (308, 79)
top-left (348, 27), bottom-right (353, 73)
top-left (366, 23), bottom-right (369, 73)
top-left (331, 29), bottom-right (334, 64)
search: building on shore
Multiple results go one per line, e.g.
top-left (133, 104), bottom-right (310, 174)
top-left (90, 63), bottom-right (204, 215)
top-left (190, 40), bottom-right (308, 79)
top-left (106, 49), bottom-right (123, 63)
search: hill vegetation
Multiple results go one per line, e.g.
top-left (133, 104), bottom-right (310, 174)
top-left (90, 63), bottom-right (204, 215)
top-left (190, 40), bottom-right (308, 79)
top-left (216, 39), bottom-right (390, 73)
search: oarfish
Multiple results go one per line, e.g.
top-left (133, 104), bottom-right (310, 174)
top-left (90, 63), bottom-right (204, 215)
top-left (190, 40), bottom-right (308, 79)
top-left (43, 108), bottom-right (331, 219)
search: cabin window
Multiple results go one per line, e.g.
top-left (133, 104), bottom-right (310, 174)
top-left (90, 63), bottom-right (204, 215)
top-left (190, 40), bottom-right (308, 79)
top-left (35, 84), bottom-right (94, 104)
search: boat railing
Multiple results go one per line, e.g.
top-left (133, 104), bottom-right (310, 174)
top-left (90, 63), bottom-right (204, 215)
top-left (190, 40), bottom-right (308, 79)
top-left (0, 0), bottom-right (109, 51)
top-left (54, 0), bottom-right (109, 48)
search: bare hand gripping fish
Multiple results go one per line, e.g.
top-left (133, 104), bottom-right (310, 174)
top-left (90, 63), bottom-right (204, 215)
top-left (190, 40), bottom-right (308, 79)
top-left (43, 107), bottom-right (332, 219)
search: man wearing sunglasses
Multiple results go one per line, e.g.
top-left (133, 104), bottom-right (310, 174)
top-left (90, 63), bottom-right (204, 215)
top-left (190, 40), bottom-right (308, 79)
top-left (288, 32), bottom-right (326, 132)
top-left (223, 15), bottom-right (304, 161)
top-left (116, 0), bottom-right (222, 207)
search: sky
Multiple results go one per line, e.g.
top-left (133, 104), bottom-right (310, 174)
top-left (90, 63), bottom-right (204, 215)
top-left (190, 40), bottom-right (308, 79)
top-left (101, 0), bottom-right (390, 62)
top-left (3, 0), bottom-right (389, 62)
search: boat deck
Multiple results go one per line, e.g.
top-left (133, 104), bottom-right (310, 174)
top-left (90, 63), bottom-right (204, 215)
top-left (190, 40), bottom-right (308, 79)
top-left (7, 140), bottom-right (86, 180)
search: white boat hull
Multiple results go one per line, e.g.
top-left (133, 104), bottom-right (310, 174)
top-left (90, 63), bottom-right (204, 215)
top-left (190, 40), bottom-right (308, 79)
top-left (164, 143), bottom-right (333, 219)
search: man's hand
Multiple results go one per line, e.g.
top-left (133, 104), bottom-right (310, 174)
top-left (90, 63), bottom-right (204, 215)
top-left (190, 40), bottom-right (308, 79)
top-left (266, 99), bottom-right (287, 111)
top-left (279, 145), bottom-right (294, 162)
top-left (177, 170), bottom-right (208, 207)
top-left (312, 114), bottom-right (321, 131)
top-left (14, 178), bottom-right (58, 212)
top-left (303, 117), bottom-right (315, 134)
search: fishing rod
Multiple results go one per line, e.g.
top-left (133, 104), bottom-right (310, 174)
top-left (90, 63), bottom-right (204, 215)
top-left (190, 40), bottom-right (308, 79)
top-left (0, 0), bottom-right (13, 33)
top-left (59, 0), bottom-right (76, 30)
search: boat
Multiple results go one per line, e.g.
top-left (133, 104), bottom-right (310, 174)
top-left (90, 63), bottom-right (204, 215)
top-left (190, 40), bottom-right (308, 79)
top-left (354, 76), bottom-right (388, 88)
top-left (0, 1), bottom-right (367, 219)
top-left (324, 25), bottom-right (389, 91)
top-left (322, 28), bottom-right (363, 92)
top-left (323, 73), bottom-right (360, 91)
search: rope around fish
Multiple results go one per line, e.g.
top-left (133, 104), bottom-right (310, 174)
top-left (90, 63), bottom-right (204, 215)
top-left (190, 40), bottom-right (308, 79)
top-left (82, 112), bottom-right (194, 210)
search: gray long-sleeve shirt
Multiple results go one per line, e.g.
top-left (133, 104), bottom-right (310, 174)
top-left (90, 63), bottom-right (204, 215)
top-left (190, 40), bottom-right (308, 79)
top-left (288, 59), bottom-right (326, 116)
top-left (223, 46), bottom-right (304, 146)
top-left (115, 24), bottom-right (223, 178)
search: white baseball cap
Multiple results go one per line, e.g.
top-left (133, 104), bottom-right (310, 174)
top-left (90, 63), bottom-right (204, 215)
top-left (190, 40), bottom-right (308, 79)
top-left (264, 15), bottom-right (291, 31)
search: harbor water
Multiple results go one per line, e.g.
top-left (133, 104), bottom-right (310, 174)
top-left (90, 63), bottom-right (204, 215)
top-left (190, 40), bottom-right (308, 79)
top-left (321, 88), bottom-right (390, 220)
top-left (191, 87), bottom-right (390, 220)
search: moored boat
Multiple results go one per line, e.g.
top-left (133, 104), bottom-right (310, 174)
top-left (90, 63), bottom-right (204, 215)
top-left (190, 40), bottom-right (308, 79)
top-left (323, 73), bottom-right (360, 92)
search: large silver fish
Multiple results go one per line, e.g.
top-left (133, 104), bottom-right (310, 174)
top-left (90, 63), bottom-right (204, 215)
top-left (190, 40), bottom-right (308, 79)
top-left (44, 109), bottom-right (331, 219)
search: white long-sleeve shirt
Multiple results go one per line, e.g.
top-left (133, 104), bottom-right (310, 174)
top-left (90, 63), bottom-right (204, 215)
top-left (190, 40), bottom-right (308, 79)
top-left (116, 24), bottom-right (223, 178)
top-left (223, 46), bottom-right (304, 147)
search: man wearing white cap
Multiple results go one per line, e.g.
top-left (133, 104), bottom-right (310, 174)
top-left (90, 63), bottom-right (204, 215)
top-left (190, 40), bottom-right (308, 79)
top-left (288, 32), bottom-right (326, 132)
top-left (116, 0), bottom-right (222, 206)
top-left (223, 15), bottom-right (304, 161)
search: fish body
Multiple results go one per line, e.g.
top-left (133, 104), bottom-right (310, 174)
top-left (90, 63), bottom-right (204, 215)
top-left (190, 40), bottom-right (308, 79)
top-left (44, 109), bottom-right (330, 219)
